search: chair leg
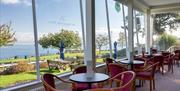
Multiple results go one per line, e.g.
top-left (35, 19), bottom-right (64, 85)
top-left (150, 80), bottom-right (152, 91)
top-left (172, 64), bottom-right (174, 73)
top-left (162, 65), bottom-right (164, 75)
top-left (153, 79), bottom-right (155, 90)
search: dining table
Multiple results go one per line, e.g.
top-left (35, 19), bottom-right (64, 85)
top-left (69, 73), bottom-right (109, 89)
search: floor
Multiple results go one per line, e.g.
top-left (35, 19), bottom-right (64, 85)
top-left (34, 64), bottom-right (180, 91)
top-left (136, 65), bottom-right (180, 91)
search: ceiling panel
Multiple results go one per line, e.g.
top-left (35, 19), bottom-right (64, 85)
top-left (140, 0), bottom-right (180, 6)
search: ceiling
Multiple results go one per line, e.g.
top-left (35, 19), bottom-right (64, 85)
top-left (139, 0), bottom-right (180, 6)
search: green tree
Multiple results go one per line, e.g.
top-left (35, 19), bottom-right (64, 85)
top-left (96, 34), bottom-right (108, 54)
top-left (118, 32), bottom-right (125, 49)
top-left (154, 13), bottom-right (180, 35)
top-left (158, 33), bottom-right (177, 50)
top-left (0, 23), bottom-right (16, 47)
top-left (39, 29), bottom-right (81, 50)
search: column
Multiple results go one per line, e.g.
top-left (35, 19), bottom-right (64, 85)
top-left (145, 9), bottom-right (153, 54)
top-left (127, 0), bottom-right (134, 64)
top-left (85, 0), bottom-right (96, 69)
top-left (32, 0), bottom-right (40, 80)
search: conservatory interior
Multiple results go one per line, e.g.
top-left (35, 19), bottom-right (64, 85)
top-left (1, 0), bottom-right (180, 91)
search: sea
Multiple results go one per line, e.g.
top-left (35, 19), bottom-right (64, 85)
top-left (0, 44), bottom-right (59, 60)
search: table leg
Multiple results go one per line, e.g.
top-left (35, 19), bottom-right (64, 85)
top-left (88, 83), bottom-right (92, 89)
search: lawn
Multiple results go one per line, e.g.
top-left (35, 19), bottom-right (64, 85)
top-left (0, 51), bottom-right (108, 89)
top-left (0, 50), bottom-right (109, 64)
top-left (0, 68), bottom-right (71, 89)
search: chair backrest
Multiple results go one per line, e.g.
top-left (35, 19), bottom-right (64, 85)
top-left (162, 52), bottom-right (170, 56)
top-left (168, 54), bottom-right (175, 63)
top-left (110, 71), bottom-right (136, 91)
top-left (153, 55), bottom-right (164, 66)
top-left (144, 62), bottom-right (159, 77)
top-left (105, 58), bottom-right (114, 64)
top-left (42, 73), bottom-right (56, 91)
top-left (73, 65), bottom-right (86, 74)
top-left (174, 50), bottom-right (180, 59)
top-left (152, 48), bottom-right (157, 54)
top-left (108, 63), bottom-right (128, 78)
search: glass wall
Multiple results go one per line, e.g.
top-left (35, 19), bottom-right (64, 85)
top-left (0, 0), bottom-right (85, 89)
top-left (35, 0), bottom-right (85, 75)
top-left (152, 12), bottom-right (180, 52)
top-left (133, 10), bottom-right (145, 54)
top-left (95, 0), bottom-right (128, 64)
top-left (0, 1), bottom-right (37, 89)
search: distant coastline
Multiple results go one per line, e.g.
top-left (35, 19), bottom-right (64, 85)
top-left (0, 44), bottom-right (58, 60)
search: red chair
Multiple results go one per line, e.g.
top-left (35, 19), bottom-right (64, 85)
top-left (104, 58), bottom-right (115, 74)
top-left (152, 55), bottom-right (164, 75)
top-left (42, 73), bottom-right (76, 91)
top-left (133, 57), bottom-right (147, 71)
top-left (85, 71), bottom-right (136, 91)
top-left (136, 62), bottom-right (159, 91)
top-left (72, 66), bottom-right (99, 91)
top-left (152, 48), bottom-right (157, 54)
top-left (108, 63), bottom-right (128, 78)
top-left (163, 54), bottom-right (175, 73)
top-left (174, 50), bottom-right (180, 67)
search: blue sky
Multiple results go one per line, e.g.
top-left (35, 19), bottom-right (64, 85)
top-left (0, 0), bottom-right (131, 44)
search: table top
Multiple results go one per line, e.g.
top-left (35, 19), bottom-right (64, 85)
top-left (120, 60), bottom-right (145, 65)
top-left (69, 73), bottom-right (109, 83)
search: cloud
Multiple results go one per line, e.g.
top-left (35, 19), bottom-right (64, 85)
top-left (1, 0), bottom-right (31, 6)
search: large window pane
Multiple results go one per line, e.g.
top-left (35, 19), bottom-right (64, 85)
top-left (0, 1), bottom-right (37, 89)
top-left (36, 0), bottom-right (84, 76)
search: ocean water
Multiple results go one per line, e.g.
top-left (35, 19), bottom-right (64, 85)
top-left (0, 44), bottom-right (59, 60)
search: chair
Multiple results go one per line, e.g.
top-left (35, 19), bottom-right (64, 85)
top-left (152, 55), bottom-right (164, 75)
top-left (174, 50), bottom-right (180, 67)
top-left (136, 62), bottom-right (159, 91)
top-left (104, 58), bottom-right (115, 75)
top-left (163, 54), bottom-right (175, 73)
top-left (72, 66), bottom-right (99, 91)
top-left (73, 65), bottom-right (87, 74)
top-left (152, 48), bottom-right (157, 54)
top-left (85, 71), bottom-right (136, 91)
top-left (42, 73), bottom-right (76, 91)
top-left (108, 63), bottom-right (128, 78)
top-left (133, 57), bottom-right (147, 71)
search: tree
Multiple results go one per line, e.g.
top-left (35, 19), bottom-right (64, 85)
top-left (39, 29), bottom-right (81, 50)
top-left (157, 33), bottom-right (177, 50)
top-left (96, 34), bottom-right (108, 54)
top-left (154, 13), bottom-right (180, 35)
top-left (0, 23), bottom-right (16, 47)
top-left (118, 32), bottom-right (125, 49)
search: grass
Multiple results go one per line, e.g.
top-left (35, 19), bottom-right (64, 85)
top-left (0, 58), bottom-right (104, 89)
top-left (0, 50), bottom-right (109, 64)
top-left (0, 50), bottom-right (108, 89)
top-left (0, 68), bottom-right (71, 89)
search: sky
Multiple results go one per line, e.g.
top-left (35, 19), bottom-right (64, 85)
top-left (0, 0), bottom-right (131, 44)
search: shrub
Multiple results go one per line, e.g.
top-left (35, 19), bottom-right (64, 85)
top-left (2, 61), bottom-right (34, 74)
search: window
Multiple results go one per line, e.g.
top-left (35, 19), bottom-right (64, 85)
top-left (0, 0), bottom-right (85, 89)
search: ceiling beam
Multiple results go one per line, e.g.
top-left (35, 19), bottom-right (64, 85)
top-left (150, 3), bottom-right (180, 14)
top-left (114, 0), bottom-right (149, 13)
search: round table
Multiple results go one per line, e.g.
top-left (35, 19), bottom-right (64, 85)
top-left (120, 60), bottom-right (145, 70)
top-left (69, 73), bottom-right (109, 89)
top-left (120, 60), bottom-right (144, 65)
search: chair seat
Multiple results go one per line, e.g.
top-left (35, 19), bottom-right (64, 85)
top-left (164, 61), bottom-right (170, 64)
top-left (136, 71), bottom-right (152, 79)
